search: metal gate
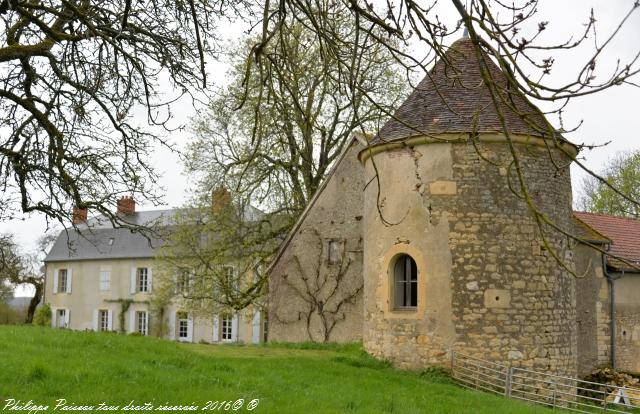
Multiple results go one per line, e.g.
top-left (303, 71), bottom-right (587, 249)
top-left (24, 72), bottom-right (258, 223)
top-left (451, 351), bottom-right (640, 412)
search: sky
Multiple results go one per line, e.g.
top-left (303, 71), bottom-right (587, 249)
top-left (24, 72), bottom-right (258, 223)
top-left (2, 1), bottom-right (639, 296)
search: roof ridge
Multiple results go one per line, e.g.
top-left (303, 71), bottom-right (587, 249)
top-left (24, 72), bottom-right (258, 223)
top-left (574, 211), bottom-right (640, 221)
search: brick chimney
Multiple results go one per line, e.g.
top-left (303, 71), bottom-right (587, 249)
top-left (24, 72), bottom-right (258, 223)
top-left (211, 187), bottom-right (231, 213)
top-left (72, 207), bottom-right (88, 224)
top-left (117, 196), bottom-right (136, 215)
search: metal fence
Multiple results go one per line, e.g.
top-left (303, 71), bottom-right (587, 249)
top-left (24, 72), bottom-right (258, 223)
top-left (451, 351), bottom-right (640, 413)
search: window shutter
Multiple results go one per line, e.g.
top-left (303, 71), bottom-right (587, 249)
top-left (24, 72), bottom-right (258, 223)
top-left (51, 308), bottom-right (57, 328)
top-left (108, 310), bottom-right (114, 331)
top-left (66, 269), bottom-right (73, 293)
top-left (53, 270), bottom-right (59, 294)
top-left (186, 317), bottom-right (194, 343)
top-left (64, 309), bottom-right (70, 328)
top-left (145, 312), bottom-right (149, 336)
top-left (147, 268), bottom-right (153, 293)
top-left (169, 311), bottom-right (176, 340)
top-left (129, 308), bottom-right (135, 333)
top-left (212, 315), bottom-right (219, 342)
top-left (92, 309), bottom-right (99, 331)
top-left (231, 314), bottom-right (239, 342)
top-left (130, 268), bottom-right (137, 294)
top-left (252, 311), bottom-right (261, 344)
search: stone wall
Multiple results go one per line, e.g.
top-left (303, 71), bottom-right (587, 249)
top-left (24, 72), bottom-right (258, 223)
top-left (362, 135), bottom-right (577, 375)
top-left (268, 141), bottom-right (364, 343)
top-left (575, 245), bottom-right (611, 376)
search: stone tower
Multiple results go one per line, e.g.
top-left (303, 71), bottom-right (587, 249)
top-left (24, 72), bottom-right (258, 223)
top-left (360, 37), bottom-right (578, 376)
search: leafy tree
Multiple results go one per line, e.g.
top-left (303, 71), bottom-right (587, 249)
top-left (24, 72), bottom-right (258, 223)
top-left (153, 189), bottom-right (281, 318)
top-left (578, 151), bottom-right (640, 218)
top-left (0, 234), bottom-right (21, 302)
top-left (0, 233), bottom-right (54, 323)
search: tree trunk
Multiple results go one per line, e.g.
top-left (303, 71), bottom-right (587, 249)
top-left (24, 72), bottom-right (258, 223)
top-left (25, 283), bottom-right (43, 324)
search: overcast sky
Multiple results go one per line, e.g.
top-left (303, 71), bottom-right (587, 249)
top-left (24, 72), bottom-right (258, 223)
top-left (2, 1), bottom-right (639, 296)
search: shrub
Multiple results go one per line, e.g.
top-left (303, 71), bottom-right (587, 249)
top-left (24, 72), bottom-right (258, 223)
top-left (33, 304), bottom-right (51, 326)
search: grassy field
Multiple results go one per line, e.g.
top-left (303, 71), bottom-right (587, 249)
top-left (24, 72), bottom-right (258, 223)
top-left (0, 325), bottom-right (556, 413)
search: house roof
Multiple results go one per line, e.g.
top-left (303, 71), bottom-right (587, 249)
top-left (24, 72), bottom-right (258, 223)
top-left (572, 214), bottom-right (610, 244)
top-left (44, 206), bottom-right (265, 263)
top-left (371, 36), bottom-right (555, 145)
top-left (44, 210), bottom-right (175, 263)
top-left (574, 211), bottom-right (640, 271)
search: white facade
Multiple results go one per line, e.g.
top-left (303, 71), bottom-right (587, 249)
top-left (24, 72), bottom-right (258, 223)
top-left (45, 259), bottom-right (265, 344)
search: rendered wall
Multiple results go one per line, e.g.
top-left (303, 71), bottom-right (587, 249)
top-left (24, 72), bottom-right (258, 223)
top-left (269, 141), bottom-right (364, 343)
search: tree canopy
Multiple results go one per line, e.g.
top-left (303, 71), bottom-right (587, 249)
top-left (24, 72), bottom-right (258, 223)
top-left (579, 151), bottom-right (640, 218)
top-left (188, 10), bottom-right (408, 224)
top-left (0, 0), bottom-right (244, 226)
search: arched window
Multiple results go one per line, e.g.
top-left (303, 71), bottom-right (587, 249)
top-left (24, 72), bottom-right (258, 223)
top-left (393, 254), bottom-right (418, 309)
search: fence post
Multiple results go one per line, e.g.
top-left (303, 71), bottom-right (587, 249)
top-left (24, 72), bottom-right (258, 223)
top-left (506, 367), bottom-right (514, 398)
top-left (451, 350), bottom-right (455, 374)
top-left (551, 380), bottom-right (557, 409)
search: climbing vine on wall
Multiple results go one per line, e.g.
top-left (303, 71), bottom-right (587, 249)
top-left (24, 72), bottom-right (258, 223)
top-left (272, 228), bottom-right (363, 343)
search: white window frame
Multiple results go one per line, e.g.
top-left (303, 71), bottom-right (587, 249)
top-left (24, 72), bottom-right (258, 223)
top-left (99, 309), bottom-right (109, 331)
top-left (136, 311), bottom-right (148, 336)
top-left (176, 270), bottom-right (191, 296)
top-left (221, 314), bottom-right (233, 342)
top-left (58, 269), bottom-right (68, 293)
top-left (99, 270), bottom-right (111, 292)
top-left (56, 309), bottom-right (68, 328)
top-left (138, 268), bottom-right (149, 293)
top-left (222, 265), bottom-right (238, 293)
top-left (177, 312), bottom-right (189, 341)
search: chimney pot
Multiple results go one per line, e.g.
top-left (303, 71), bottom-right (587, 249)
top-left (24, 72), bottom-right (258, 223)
top-left (117, 196), bottom-right (136, 215)
top-left (211, 187), bottom-right (231, 213)
top-left (72, 206), bottom-right (88, 224)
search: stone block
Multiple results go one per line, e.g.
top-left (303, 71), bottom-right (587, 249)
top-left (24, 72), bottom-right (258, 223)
top-left (429, 180), bottom-right (457, 195)
top-left (484, 289), bottom-right (511, 308)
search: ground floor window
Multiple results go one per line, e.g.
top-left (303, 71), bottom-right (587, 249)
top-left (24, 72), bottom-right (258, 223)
top-left (136, 311), bottom-right (148, 335)
top-left (177, 312), bottom-right (189, 339)
top-left (99, 310), bottom-right (109, 331)
top-left (56, 309), bottom-right (67, 328)
top-left (393, 254), bottom-right (418, 309)
top-left (221, 314), bottom-right (232, 341)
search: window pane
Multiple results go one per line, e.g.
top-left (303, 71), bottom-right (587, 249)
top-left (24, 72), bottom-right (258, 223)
top-left (393, 254), bottom-right (418, 309)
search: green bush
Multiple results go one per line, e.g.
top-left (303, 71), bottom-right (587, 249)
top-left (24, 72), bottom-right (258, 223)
top-left (33, 304), bottom-right (51, 326)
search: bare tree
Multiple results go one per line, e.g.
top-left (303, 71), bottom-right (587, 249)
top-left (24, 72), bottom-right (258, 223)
top-left (0, 1), bottom-right (249, 227)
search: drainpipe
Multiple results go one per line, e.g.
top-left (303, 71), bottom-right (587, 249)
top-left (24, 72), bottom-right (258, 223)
top-left (602, 247), bottom-right (622, 370)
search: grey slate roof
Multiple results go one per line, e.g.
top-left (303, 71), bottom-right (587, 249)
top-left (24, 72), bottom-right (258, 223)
top-left (44, 210), bottom-right (174, 262)
top-left (44, 206), bottom-right (266, 263)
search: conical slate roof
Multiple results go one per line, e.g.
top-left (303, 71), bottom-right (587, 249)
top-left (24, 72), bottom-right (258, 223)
top-left (371, 37), bottom-right (554, 145)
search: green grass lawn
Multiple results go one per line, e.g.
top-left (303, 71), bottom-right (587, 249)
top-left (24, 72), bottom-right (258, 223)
top-left (0, 325), bottom-right (556, 413)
